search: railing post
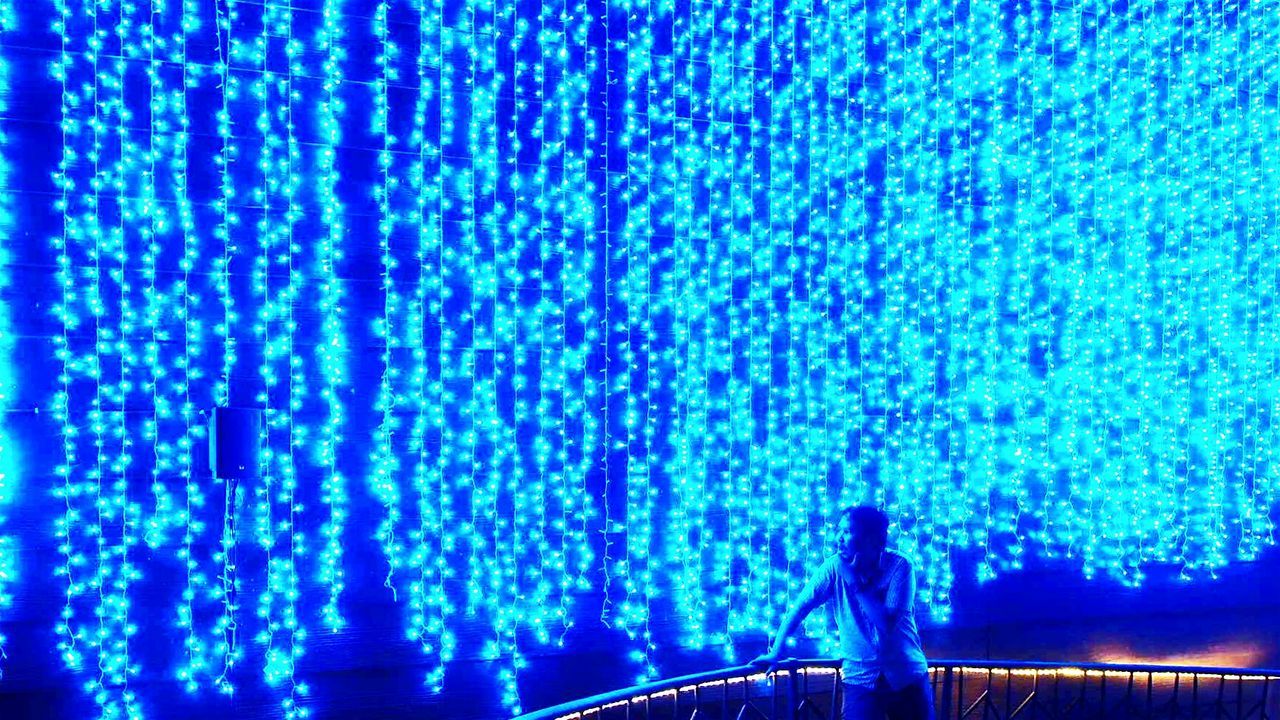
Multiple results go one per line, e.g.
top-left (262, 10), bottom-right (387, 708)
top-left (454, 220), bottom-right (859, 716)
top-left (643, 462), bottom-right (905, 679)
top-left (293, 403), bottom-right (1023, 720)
top-left (941, 666), bottom-right (954, 720)
top-left (788, 665), bottom-right (799, 720)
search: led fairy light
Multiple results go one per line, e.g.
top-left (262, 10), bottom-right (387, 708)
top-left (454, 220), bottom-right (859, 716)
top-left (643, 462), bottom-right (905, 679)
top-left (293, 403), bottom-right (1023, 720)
top-left (693, 0), bottom-right (740, 660)
top-left (537, 0), bottom-right (578, 647)
top-left (885, 0), bottom-right (925, 589)
top-left (368, 0), bottom-right (406, 600)
top-left (967, 0), bottom-right (1007, 587)
top-left (50, 0), bottom-right (91, 682)
top-left (1240, 0), bottom-right (1278, 559)
top-left (252, 3), bottom-right (310, 708)
top-left (435, 0), bottom-right (471, 632)
top-left (1131, 0), bottom-right (1162, 569)
top-left (609, 0), bottom-right (658, 682)
top-left (1195, 0), bottom-right (1230, 578)
top-left (835, 0), bottom-right (875, 518)
top-left (803, 0), bottom-right (837, 626)
top-left (425, 0), bottom-right (461, 685)
top-left (806, 0), bottom-right (856, 638)
top-left (100, 0), bottom-right (144, 713)
top-left (510, 0), bottom-right (558, 654)
top-left (648, 0), bottom-right (677, 654)
top-left (210, 0), bottom-right (243, 693)
top-left (815, 0), bottom-right (847, 611)
top-left (314, 0), bottom-right (350, 634)
top-left (1039, 2), bottom-right (1070, 559)
top-left (538, 0), bottom-right (572, 653)
top-left (501, 0), bottom-right (538, 667)
top-left (1117, 6), bottom-right (1156, 577)
top-left (1088, 6), bottom-right (1111, 579)
top-left (1230, 0), bottom-right (1263, 562)
top-left (875, 0), bottom-right (908, 562)
top-left (556, 0), bottom-right (600, 623)
top-left (251, 0), bottom-right (281, 688)
top-left (1260, 3), bottom-right (1280, 557)
top-left (435, 0), bottom-right (483, 622)
top-left (660, 0), bottom-right (701, 645)
top-left (453, 0), bottom-right (484, 619)
top-left (847, 0), bottom-right (892, 515)
top-left (1093, 10), bottom-right (1129, 581)
top-left (927, 0), bottom-right (958, 594)
top-left (449, 0), bottom-right (511, 695)
top-left (270, 4), bottom-right (309, 715)
top-left (141, 0), bottom-right (177, 555)
top-left (484, 49), bottom-right (516, 692)
top-left (1048, 0), bottom-right (1093, 572)
top-left (157, 0), bottom-right (218, 690)
top-left (1169, 2), bottom-right (1198, 577)
top-left (570, 0), bottom-right (600, 604)
top-left (697, 0), bottom-right (742, 659)
top-left (1001, 0), bottom-right (1044, 576)
top-left (481, 0), bottom-right (528, 707)
top-left (814, 0), bottom-right (841, 538)
top-left (1149, 14), bottom-right (1184, 569)
top-left (598, 0), bottom-right (616, 637)
top-left (662, 0), bottom-right (709, 647)
top-left (640, 0), bottom-right (662, 669)
top-left (680, 0), bottom-right (714, 649)
top-left (1148, 0), bottom-right (1180, 569)
top-left (405, 0), bottom-right (453, 689)
top-left (762, 0), bottom-right (790, 639)
top-left (491, 0), bottom-right (531, 708)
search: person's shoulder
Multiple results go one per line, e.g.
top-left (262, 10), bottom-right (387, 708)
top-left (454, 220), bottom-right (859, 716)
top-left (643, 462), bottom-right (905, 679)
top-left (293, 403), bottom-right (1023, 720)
top-left (883, 550), bottom-right (913, 572)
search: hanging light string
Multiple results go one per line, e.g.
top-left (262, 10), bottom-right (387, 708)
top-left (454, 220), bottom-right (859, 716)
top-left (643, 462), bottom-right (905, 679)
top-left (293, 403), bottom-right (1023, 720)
top-left (693, 0), bottom-right (730, 662)
top-left (536, 0), bottom-right (578, 650)
top-left (368, 0), bottom-right (406, 602)
top-left (51, 0), bottom-right (88, 687)
top-left (157, 0), bottom-right (218, 691)
top-left (141, 0), bottom-right (175, 556)
top-left (663, 0), bottom-right (703, 649)
top-left (611, 0), bottom-right (658, 683)
top-left (558, 0), bottom-right (600, 640)
top-left (496, 0), bottom-right (529, 709)
top-left (210, 0), bottom-right (243, 694)
top-left (406, 0), bottom-right (454, 692)
top-left (314, 0), bottom-right (350, 635)
top-left (252, 5), bottom-right (308, 714)
top-left (663, 0), bottom-right (709, 649)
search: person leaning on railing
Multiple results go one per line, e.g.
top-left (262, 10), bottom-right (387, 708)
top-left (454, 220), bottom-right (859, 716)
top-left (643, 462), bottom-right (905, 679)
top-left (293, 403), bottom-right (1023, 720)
top-left (752, 505), bottom-right (934, 720)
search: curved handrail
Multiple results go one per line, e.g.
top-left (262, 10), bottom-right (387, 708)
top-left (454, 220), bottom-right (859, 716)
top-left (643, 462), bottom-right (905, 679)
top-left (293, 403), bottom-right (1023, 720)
top-left (515, 658), bottom-right (835, 720)
top-left (516, 658), bottom-right (1280, 720)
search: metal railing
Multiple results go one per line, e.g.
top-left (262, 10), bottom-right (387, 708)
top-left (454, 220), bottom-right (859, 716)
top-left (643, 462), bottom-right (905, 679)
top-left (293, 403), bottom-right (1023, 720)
top-left (517, 659), bottom-right (1280, 720)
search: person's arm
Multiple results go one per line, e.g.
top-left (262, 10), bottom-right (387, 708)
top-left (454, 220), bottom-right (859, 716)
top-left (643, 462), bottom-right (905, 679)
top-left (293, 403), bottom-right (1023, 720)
top-left (752, 595), bottom-right (823, 665)
top-left (750, 560), bottom-right (834, 668)
top-left (853, 557), bottom-right (915, 641)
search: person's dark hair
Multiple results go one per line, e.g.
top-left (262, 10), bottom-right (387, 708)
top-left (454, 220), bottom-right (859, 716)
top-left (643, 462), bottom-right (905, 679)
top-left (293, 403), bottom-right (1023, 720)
top-left (838, 505), bottom-right (889, 551)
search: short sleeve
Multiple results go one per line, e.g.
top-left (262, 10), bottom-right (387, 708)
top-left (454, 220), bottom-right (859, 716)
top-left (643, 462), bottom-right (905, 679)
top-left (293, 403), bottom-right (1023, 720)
top-left (884, 556), bottom-right (916, 621)
top-left (793, 556), bottom-right (839, 609)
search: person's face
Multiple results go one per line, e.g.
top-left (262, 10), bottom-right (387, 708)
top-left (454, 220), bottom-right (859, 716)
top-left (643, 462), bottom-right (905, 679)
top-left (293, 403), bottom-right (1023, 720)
top-left (835, 515), bottom-right (879, 567)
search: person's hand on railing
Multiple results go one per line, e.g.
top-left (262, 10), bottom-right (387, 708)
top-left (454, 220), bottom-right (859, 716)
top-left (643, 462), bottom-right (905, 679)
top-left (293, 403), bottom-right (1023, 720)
top-left (748, 648), bottom-right (783, 675)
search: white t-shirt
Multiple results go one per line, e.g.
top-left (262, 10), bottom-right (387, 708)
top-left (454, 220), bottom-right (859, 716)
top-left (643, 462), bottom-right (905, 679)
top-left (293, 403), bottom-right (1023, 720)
top-left (794, 551), bottom-right (928, 689)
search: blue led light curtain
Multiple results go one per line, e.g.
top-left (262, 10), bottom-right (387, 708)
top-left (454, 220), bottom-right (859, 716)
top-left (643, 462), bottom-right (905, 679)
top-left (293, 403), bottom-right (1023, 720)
top-left (0, 0), bottom-right (1278, 716)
